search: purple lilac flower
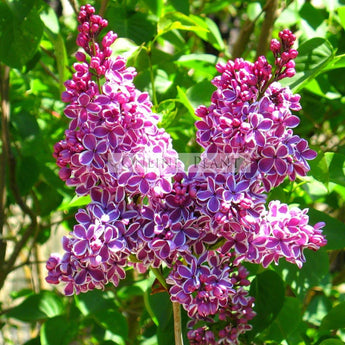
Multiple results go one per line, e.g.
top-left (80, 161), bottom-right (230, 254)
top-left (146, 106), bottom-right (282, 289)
top-left (47, 6), bottom-right (327, 344)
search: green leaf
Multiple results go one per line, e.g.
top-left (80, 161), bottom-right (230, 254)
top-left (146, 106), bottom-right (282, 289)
top-left (283, 37), bottom-right (335, 92)
top-left (308, 208), bottom-right (345, 250)
top-left (7, 291), bottom-right (64, 322)
top-left (168, 0), bottom-right (189, 15)
top-left (141, 0), bottom-right (164, 17)
top-left (94, 309), bottom-right (128, 340)
top-left (186, 80), bottom-right (216, 109)
top-left (326, 53), bottom-right (345, 70)
top-left (320, 301), bottom-right (345, 330)
top-left (76, 290), bottom-right (129, 340)
top-left (265, 297), bottom-right (302, 342)
top-left (319, 339), bottom-right (345, 345)
top-left (0, 0), bottom-right (43, 68)
top-left (40, 315), bottom-right (76, 345)
top-left (75, 289), bottom-right (115, 316)
top-left (146, 291), bottom-right (185, 345)
top-left (157, 11), bottom-right (208, 37)
top-left (40, 5), bottom-right (59, 35)
top-left (273, 249), bottom-right (329, 299)
top-left (54, 34), bottom-right (69, 94)
top-left (107, 5), bottom-right (156, 44)
top-left (303, 78), bottom-right (341, 99)
top-left (35, 182), bottom-right (63, 216)
top-left (175, 53), bottom-right (219, 79)
top-left (324, 152), bottom-right (345, 187)
top-left (59, 194), bottom-right (92, 210)
top-left (303, 294), bottom-right (332, 326)
top-left (248, 270), bottom-right (285, 337)
top-left (337, 6), bottom-right (345, 29)
top-left (247, 2), bottom-right (262, 21)
top-left (176, 86), bottom-right (199, 121)
top-left (300, 2), bottom-right (327, 30)
top-left (157, 99), bottom-right (178, 129)
top-left (147, 291), bottom-right (173, 330)
top-left (309, 152), bottom-right (345, 188)
top-left (189, 15), bottom-right (225, 51)
top-left (16, 156), bottom-right (40, 196)
top-left (12, 110), bottom-right (40, 139)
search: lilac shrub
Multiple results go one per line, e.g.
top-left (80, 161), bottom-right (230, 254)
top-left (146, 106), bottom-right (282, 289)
top-left (46, 5), bottom-right (327, 344)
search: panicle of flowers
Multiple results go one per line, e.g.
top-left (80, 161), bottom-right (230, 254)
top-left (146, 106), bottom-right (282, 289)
top-left (167, 252), bottom-right (255, 345)
top-left (48, 4), bottom-right (183, 295)
top-left (47, 5), bottom-right (327, 345)
top-left (192, 27), bottom-right (326, 271)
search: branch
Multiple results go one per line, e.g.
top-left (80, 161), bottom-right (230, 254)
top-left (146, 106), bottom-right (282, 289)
top-left (256, 0), bottom-right (279, 58)
top-left (231, 18), bottom-right (256, 59)
top-left (0, 65), bottom-right (9, 272)
top-left (0, 64), bottom-right (38, 290)
top-left (99, 0), bottom-right (110, 17)
top-left (9, 259), bottom-right (47, 273)
top-left (231, 3), bottom-right (268, 58)
top-left (173, 301), bottom-right (184, 345)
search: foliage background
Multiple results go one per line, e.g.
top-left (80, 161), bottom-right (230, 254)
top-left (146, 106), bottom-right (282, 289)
top-left (1, 0), bottom-right (345, 344)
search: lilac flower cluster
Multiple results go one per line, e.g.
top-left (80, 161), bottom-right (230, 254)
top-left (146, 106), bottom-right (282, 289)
top-left (168, 252), bottom-right (255, 344)
top-left (46, 5), bottom-right (326, 344)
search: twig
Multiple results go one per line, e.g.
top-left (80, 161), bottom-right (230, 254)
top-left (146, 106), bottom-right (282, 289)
top-left (173, 301), bottom-right (184, 345)
top-left (0, 65), bottom-right (9, 272)
top-left (147, 45), bottom-right (158, 108)
top-left (9, 259), bottom-right (47, 273)
top-left (99, 0), bottom-right (110, 17)
top-left (256, 0), bottom-right (279, 58)
top-left (39, 61), bottom-right (59, 82)
top-left (231, 3), bottom-right (268, 58)
top-left (231, 18), bottom-right (256, 59)
top-left (0, 64), bottom-right (38, 290)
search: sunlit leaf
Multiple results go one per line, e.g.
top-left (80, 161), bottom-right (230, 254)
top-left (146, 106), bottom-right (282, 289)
top-left (41, 316), bottom-right (76, 345)
top-left (94, 309), bottom-right (128, 340)
top-left (308, 209), bottom-right (345, 250)
top-left (275, 249), bottom-right (329, 300)
top-left (189, 15), bottom-right (225, 51)
top-left (176, 86), bottom-right (199, 121)
top-left (175, 53), bottom-right (219, 78)
top-left (141, 0), bottom-right (164, 17)
top-left (7, 291), bottom-right (64, 322)
top-left (337, 6), bottom-right (345, 30)
top-left (157, 12), bottom-right (208, 37)
top-left (320, 301), bottom-right (345, 330)
top-left (186, 80), bottom-right (215, 108)
top-left (303, 294), bottom-right (332, 326)
top-left (264, 297), bottom-right (302, 342)
top-left (282, 38), bottom-right (335, 92)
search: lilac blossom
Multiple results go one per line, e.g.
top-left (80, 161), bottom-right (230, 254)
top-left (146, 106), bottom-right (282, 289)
top-left (46, 6), bottom-right (327, 345)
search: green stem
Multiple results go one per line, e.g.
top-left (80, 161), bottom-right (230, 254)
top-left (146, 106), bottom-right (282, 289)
top-left (151, 267), bottom-right (184, 345)
top-left (147, 44), bottom-right (158, 108)
top-left (151, 266), bottom-right (168, 290)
